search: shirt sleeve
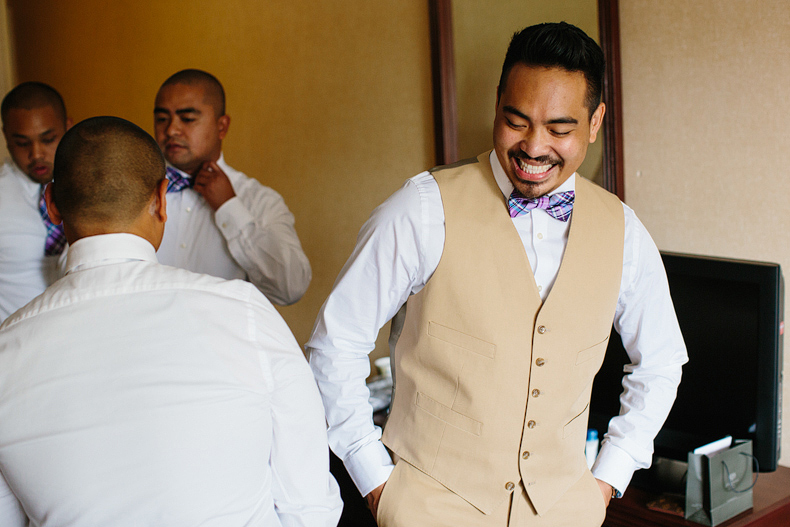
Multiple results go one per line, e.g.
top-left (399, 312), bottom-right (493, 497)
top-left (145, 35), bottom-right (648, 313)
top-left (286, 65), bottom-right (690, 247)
top-left (306, 174), bottom-right (438, 497)
top-left (591, 205), bottom-right (689, 494)
top-left (0, 470), bottom-right (26, 527)
top-left (256, 301), bottom-right (343, 527)
top-left (215, 171), bottom-right (311, 306)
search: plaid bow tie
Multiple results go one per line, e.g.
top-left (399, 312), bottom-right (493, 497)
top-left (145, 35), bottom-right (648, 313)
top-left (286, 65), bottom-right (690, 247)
top-left (166, 166), bottom-right (193, 193)
top-left (507, 189), bottom-right (575, 222)
top-left (38, 186), bottom-right (67, 256)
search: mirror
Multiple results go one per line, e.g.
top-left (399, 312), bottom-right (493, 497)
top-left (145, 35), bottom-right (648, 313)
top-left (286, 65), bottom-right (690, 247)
top-left (429, 0), bottom-right (623, 199)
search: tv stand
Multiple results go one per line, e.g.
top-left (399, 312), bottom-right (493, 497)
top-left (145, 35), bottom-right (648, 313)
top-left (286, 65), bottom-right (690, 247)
top-left (604, 465), bottom-right (790, 527)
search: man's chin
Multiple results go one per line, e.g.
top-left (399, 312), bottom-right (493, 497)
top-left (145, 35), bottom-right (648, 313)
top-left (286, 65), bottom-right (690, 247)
top-left (509, 174), bottom-right (554, 199)
top-left (165, 156), bottom-right (193, 173)
top-left (24, 170), bottom-right (53, 185)
top-left (510, 170), bottom-right (572, 199)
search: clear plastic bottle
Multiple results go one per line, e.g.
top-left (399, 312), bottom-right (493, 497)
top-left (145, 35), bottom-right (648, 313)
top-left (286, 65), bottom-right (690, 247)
top-left (585, 429), bottom-right (599, 469)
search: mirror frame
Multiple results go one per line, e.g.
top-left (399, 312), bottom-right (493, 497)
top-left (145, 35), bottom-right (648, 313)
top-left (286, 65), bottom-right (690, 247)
top-left (429, 0), bottom-right (624, 200)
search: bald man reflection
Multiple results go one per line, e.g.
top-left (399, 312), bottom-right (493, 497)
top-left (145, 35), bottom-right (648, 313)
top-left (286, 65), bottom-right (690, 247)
top-left (0, 117), bottom-right (341, 527)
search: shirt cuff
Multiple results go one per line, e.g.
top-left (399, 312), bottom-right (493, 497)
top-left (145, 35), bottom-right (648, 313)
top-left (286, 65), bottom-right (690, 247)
top-left (591, 441), bottom-right (639, 496)
top-left (214, 196), bottom-right (253, 238)
top-left (343, 439), bottom-right (395, 497)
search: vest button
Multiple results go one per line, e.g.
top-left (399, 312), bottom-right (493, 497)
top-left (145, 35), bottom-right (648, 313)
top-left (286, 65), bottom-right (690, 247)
top-left (532, 389), bottom-right (540, 397)
top-left (505, 481), bottom-right (515, 491)
top-left (537, 325), bottom-right (547, 334)
top-left (527, 420), bottom-right (536, 429)
top-left (522, 451), bottom-right (530, 460)
top-left (535, 358), bottom-right (545, 366)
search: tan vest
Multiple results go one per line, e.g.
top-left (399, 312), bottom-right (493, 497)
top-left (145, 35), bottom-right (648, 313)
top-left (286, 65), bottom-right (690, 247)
top-left (382, 152), bottom-right (624, 516)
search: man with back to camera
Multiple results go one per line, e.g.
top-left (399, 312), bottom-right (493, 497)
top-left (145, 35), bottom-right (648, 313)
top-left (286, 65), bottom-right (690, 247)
top-left (307, 22), bottom-right (688, 526)
top-left (153, 69), bottom-right (310, 305)
top-left (0, 82), bottom-right (71, 322)
top-left (0, 116), bottom-right (342, 526)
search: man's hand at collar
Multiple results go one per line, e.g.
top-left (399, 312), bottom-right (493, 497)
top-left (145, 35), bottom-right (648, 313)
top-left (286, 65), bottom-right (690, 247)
top-left (193, 160), bottom-right (236, 211)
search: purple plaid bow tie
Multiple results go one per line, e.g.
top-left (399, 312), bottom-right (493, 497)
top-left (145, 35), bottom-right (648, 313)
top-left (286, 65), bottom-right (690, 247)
top-left (38, 187), bottom-right (66, 256)
top-left (507, 189), bottom-right (575, 222)
top-left (166, 166), bottom-right (193, 193)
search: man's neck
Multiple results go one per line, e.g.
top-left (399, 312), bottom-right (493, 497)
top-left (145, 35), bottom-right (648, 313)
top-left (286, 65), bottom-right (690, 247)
top-left (173, 153), bottom-right (222, 177)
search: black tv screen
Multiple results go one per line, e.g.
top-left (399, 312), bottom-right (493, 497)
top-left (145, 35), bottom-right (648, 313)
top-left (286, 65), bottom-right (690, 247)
top-left (589, 252), bottom-right (784, 472)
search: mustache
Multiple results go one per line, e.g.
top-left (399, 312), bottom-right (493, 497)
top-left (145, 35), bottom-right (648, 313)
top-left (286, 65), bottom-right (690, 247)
top-left (509, 150), bottom-right (562, 166)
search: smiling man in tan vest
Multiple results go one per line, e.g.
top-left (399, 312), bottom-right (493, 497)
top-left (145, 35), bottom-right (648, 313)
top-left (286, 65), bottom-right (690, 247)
top-left (307, 22), bottom-right (688, 527)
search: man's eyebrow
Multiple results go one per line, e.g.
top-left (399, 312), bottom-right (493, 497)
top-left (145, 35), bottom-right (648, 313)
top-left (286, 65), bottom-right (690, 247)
top-left (503, 105), bottom-right (531, 122)
top-left (503, 105), bottom-right (578, 126)
top-left (546, 117), bottom-right (578, 125)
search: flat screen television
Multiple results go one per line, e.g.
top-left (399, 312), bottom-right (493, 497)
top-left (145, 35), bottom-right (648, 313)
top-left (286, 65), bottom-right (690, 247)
top-left (588, 252), bottom-right (784, 481)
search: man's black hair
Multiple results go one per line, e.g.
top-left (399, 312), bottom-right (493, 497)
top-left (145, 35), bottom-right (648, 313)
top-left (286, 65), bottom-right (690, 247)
top-left (159, 69), bottom-right (226, 117)
top-left (498, 22), bottom-right (605, 118)
top-left (1, 81), bottom-right (67, 124)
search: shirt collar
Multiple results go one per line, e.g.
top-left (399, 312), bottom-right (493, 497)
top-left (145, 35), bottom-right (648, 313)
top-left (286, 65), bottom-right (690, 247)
top-left (165, 152), bottom-right (227, 179)
top-left (65, 233), bottom-right (158, 274)
top-left (488, 150), bottom-right (576, 199)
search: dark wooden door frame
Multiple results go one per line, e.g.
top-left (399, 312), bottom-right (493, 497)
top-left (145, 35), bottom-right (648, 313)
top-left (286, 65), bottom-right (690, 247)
top-left (429, 0), bottom-right (624, 201)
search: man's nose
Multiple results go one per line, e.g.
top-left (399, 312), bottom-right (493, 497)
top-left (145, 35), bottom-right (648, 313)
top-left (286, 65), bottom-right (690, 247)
top-left (519, 128), bottom-right (551, 158)
top-left (30, 141), bottom-right (44, 161)
top-left (166, 119), bottom-right (181, 138)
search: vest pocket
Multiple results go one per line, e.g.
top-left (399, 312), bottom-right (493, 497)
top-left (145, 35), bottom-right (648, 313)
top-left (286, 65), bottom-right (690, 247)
top-left (416, 391), bottom-right (483, 436)
top-left (562, 404), bottom-right (590, 439)
top-left (427, 321), bottom-right (496, 358)
top-left (575, 335), bottom-right (610, 365)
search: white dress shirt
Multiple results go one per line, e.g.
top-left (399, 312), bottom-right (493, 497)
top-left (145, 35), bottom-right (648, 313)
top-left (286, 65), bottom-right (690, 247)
top-left (158, 154), bottom-right (311, 305)
top-left (307, 151), bottom-right (688, 497)
top-left (0, 233), bottom-right (341, 527)
top-left (0, 160), bottom-right (60, 322)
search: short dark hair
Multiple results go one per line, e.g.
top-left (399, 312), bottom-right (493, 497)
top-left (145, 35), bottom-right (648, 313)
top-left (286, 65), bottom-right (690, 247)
top-left (159, 69), bottom-right (226, 117)
top-left (1, 81), bottom-right (67, 125)
top-left (53, 116), bottom-right (165, 226)
top-left (498, 22), bottom-right (605, 118)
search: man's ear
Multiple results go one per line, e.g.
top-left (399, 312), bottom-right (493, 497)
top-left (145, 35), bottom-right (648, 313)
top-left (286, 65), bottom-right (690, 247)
top-left (65, 117), bottom-right (73, 131)
top-left (154, 178), bottom-right (168, 224)
top-left (217, 114), bottom-right (230, 141)
top-left (44, 183), bottom-right (63, 225)
top-left (588, 102), bottom-right (606, 144)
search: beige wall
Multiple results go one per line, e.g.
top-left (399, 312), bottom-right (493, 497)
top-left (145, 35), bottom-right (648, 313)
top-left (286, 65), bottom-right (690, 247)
top-left (452, 0), bottom-right (602, 182)
top-left (620, 0), bottom-right (790, 466)
top-left (6, 1), bottom-right (435, 365)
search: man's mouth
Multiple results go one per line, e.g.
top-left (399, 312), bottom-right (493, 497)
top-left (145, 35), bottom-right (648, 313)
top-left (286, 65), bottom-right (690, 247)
top-left (29, 164), bottom-right (51, 177)
top-left (513, 156), bottom-right (559, 180)
top-left (165, 142), bottom-right (187, 152)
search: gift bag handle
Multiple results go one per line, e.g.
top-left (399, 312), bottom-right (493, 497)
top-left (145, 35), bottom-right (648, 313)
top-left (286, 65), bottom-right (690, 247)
top-left (722, 452), bottom-right (759, 493)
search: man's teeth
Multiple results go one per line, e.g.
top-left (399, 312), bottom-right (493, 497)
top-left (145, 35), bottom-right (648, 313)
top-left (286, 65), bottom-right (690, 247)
top-left (517, 159), bottom-right (553, 174)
